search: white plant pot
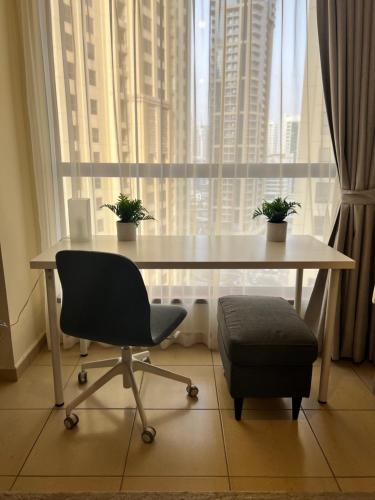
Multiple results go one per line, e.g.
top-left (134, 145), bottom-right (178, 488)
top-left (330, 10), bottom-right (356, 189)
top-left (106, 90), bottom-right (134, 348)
top-left (267, 221), bottom-right (287, 242)
top-left (116, 222), bottom-right (137, 241)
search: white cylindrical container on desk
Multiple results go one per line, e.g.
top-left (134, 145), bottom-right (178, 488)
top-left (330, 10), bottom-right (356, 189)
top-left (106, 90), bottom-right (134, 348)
top-left (68, 198), bottom-right (92, 242)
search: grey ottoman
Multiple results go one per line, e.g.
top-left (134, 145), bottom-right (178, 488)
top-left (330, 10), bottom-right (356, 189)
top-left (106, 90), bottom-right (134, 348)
top-left (217, 295), bottom-right (318, 420)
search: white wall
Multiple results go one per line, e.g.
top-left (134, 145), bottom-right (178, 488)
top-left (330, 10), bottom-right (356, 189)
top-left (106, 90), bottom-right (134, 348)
top-left (0, 0), bottom-right (45, 369)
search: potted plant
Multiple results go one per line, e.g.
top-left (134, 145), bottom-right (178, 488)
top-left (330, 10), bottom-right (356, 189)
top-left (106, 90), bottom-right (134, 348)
top-left (252, 197), bottom-right (301, 242)
top-left (101, 193), bottom-right (155, 241)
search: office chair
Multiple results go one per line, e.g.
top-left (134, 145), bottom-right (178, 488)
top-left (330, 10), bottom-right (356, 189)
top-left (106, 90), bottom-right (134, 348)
top-left (56, 250), bottom-right (198, 443)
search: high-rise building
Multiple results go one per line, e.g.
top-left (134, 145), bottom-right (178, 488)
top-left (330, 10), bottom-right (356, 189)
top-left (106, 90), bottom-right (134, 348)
top-left (208, 0), bottom-right (276, 233)
top-left (51, 0), bottom-right (191, 235)
top-left (267, 121), bottom-right (279, 162)
top-left (282, 115), bottom-right (299, 163)
top-left (209, 0), bottom-right (276, 164)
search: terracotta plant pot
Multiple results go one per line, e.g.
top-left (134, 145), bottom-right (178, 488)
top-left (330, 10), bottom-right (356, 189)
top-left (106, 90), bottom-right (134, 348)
top-left (116, 222), bottom-right (137, 241)
top-left (267, 221), bottom-right (287, 242)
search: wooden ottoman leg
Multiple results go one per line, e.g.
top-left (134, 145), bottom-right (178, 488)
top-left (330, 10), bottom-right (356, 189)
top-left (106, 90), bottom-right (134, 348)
top-left (234, 397), bottom-right (243, 421)
top-left (292, 396), bottom-right (302, 420)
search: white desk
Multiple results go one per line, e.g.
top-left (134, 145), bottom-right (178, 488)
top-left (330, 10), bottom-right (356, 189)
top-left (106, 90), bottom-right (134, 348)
top-left (30, 235), bottom-right (355, 406)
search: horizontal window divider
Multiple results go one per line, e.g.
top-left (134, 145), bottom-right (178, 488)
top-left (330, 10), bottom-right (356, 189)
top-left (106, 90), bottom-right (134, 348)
top-left (59, 162), bottom-right (336, 179)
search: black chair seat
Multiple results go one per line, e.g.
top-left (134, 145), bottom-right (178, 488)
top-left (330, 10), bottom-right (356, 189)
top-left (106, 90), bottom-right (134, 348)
top-left (150, 304), bottom-right (187, 344)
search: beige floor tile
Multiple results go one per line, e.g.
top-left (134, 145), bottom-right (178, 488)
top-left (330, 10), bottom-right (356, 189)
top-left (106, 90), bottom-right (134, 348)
top-left (33, 345), bottom-right (81, 366)
top-left (79, 345), bottom-right (123, 362)
top-left (140, 365), bottom-right (218, 409)
top-left (214, 366), bottom-right (291, 410)
top-left (12, 476), bottom-right (121, 492)
top-left (0, 410), bottom-right (50, 475)
top-left (63, 366), bottom-right (142, 409)
top-left (303, 362), bottom-right (375, 410)
top-left (0, 477), bottom-right (15, 491)
top-left (122, 477), bottom-right (229, 492)
top-left (21, 409), bottom-right (135, 476)
top-left (212, 351), bottom-right (223, 366)
top-left (305, 410), bottom-right (375, 476)
top-left (148, 344), bottom-right (213, 366)
top-left (230, 477), bottom-right (339, 492)
top-left (352, 361), bottom-right (375, 392)
top-left (337, 477), bottom-right (375, 492)
top-left (0, 365), bottom-right (75, 409)
top-left (221, 410), bottom-right (331, 477)
top-left (125, 409), bottom-right (227, 476)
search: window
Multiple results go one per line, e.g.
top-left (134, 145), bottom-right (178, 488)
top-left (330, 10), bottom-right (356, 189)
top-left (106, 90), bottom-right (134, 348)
top-left (143, 62), bottom-right (152, 77)
top-left (144, 83), bottom-right (153, 95)
top-left (66, 61), bottom-right (74, 78)
top-left (64, 33), bottom-right (74, 51)
top-left (92, 128), bottom-right (99, 143)
top-left (90, 99), bottom-right (97, 115)
top-left (97, 219), bottom-right (104, 232)
top-left (143, 15), bottom-right (151, 31)
top-left (70, 94), bottom-right (77, 110)
top-left (143, 39), bottom-right (152, 54)
top-left (48, 0), bottom-right (336, 308)
top-left (86, 15), bottom-right (94, 34)
top-left (88, 69), bottom-right (96, 85)
top-left (87, 42), bottom-right (95, 60)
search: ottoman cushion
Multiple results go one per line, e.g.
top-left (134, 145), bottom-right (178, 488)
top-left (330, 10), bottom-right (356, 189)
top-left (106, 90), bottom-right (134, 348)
top-left (217, 295), bottom-right (318, 367)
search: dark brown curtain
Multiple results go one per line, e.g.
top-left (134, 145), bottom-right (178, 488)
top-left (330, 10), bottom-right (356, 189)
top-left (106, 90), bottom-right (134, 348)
top-left (305, 0), bottom-right (375, 363)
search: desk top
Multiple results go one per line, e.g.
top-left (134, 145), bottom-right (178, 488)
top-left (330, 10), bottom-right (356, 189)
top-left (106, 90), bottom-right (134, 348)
top-left (30, 235), bottom-right (355, 270)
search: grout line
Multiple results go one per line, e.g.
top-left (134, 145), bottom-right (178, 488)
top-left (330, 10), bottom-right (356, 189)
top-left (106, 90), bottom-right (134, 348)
top-left (210, 349), bottom-right (215, 366)
top-left (120, 371), bottom-right (145, 491)
top-left (10, 407), bottom-right (54, 491)
top-left (351, 363), bottom-right (375, 394)
top-left (119, 409), bottom-right (137, 492)
top-left (9, 473), bottom-right (375, 479)
top-left (303, 408), bottom-right (339, 488)
top-left (212, 364), bottom-right (230, 487)
top-left (63, 364), bottom-right (79, 390)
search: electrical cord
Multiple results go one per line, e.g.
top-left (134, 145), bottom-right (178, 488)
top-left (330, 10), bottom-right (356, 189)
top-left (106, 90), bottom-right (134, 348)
top-left (1, 272), bottom-right (43, 328)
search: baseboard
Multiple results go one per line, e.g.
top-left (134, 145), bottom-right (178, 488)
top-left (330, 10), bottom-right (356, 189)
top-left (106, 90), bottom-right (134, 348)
top-left (0, 333), bottom-right (46, 381)
top-left (0, 367), bottom-right (18, 381)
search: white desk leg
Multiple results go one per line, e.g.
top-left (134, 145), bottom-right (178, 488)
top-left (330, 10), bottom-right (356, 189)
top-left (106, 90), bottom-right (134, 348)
top-left (45, 269), bottom-right (64, 406)
top-left (318, 269), bottom-right (340, 403)
top-left (295, 269), bottom-right (303, 316)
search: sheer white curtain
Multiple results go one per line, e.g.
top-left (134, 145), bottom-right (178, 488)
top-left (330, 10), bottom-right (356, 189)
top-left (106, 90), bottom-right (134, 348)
top-left (39, 0), bottom-right (336, 349)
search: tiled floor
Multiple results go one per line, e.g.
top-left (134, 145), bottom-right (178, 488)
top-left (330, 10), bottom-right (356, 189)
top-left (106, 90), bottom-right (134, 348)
top-left (1, 343), bottom-right (375, 493)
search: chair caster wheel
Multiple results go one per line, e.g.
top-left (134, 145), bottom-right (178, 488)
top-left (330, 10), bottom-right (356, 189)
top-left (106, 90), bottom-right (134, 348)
top-left (141, 426), bottom-right (156, 443)
top-left (187, 385), bottom-right (199, 398)
top-left (64, 413), bottom-right (79, 430)
top-left (78, 371), bottom-right (87, 384)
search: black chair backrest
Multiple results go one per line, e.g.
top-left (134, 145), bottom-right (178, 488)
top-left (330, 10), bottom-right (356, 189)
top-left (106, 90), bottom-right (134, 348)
top-left (56, 250), bottom-right (152, 346)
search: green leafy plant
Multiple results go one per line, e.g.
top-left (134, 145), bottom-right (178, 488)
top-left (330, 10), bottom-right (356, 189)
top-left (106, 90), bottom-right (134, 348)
top-left (101, 193), bottom-right (155, 226)
top-left (252, 197), bottom-right (301, 223)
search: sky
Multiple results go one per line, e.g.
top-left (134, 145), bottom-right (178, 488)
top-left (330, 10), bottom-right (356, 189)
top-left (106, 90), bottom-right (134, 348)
top-left (268, 0), bottom-right (307, 122)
